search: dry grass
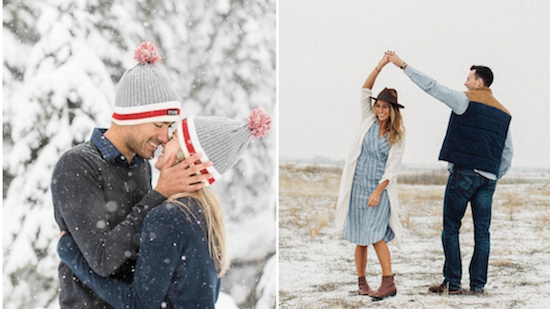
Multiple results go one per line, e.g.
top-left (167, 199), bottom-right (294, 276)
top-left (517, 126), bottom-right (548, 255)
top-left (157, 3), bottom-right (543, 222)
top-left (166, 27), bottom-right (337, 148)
top-left (308, 213), bottom-right (330, 237)
top-left (280, 164), bottom-right (341, 238)
top-left (399, 186), bottom-right (444, 206)
top-left (502, 192), bottom-right (522, 221)
top-left (282, 164), bottom-right (549, 239)
top-left (280, 163), bottom-right (549, 186)
top-left (398, 185), bottom-right (445, 237)
top-left (535, 214), bottom-right (550, 233)
top-left (490, 259), bottom-right (515, 268)
top-left (399, 170), bottom-right (449, 185)
top-left (499, 176), bottom-right (550, 185)
top-left (526, 184), bottom-right (550, 206)
top-left (280, 165), bottom-right (549, 233)
top-left (279, 164), bottom-right (341, 199)
top-left (279, 163), bottom-right (549, 246)
top-left (279, 196), bottom-right (333, 238)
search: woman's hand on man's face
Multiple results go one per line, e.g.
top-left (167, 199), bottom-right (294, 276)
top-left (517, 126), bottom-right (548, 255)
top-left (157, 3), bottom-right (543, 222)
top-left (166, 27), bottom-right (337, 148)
top-left (154, 153), bottom-right (213, 197)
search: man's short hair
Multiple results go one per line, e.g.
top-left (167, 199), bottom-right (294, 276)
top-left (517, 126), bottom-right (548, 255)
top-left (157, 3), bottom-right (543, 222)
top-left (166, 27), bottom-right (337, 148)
top-left (470, 65), bottom-right (493, 87)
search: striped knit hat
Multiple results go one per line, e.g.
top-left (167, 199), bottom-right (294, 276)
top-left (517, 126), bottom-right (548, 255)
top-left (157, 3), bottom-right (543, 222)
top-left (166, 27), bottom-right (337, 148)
top-left (112, 42), bottom-right (181, 125)
top-left (177, 108), bottom-right (271, 186)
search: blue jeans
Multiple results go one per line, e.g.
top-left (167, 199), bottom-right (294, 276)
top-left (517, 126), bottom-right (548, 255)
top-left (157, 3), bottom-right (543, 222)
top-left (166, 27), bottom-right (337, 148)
top-left (441, 167), bottom-right (496, 291)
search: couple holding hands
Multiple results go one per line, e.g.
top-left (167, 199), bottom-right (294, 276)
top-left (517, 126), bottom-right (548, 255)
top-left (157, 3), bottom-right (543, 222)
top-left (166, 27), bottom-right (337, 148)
top-left (52, 42), bottom-right (271, 308)
top-left (336, 51), bottom-right (513, 300)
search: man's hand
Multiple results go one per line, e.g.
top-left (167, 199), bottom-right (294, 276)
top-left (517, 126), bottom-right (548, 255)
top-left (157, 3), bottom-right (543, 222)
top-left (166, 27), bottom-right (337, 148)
top-left (154, 153), bottom-right (213, 197)
top-left (58, 230), bottom-right (67, 240)
top-left (386, 52), bottom-right (404, 68)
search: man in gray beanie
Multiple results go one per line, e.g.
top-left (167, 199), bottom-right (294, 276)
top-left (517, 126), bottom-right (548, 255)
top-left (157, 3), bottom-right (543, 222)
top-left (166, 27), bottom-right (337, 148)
top-left (51, 42), bottom-right (212, 309)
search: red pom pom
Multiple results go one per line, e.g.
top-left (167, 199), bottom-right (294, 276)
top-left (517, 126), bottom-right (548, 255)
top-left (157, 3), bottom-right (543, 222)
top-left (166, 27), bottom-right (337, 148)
top-left (134, 42), bottom-right (162, 65)
top-left (248, 108), bottom-right (271, 139)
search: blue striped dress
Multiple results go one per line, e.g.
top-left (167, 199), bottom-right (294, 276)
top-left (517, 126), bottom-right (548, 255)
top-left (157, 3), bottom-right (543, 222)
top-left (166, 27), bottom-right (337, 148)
top-left (343, 121), bottom-right (394, 246)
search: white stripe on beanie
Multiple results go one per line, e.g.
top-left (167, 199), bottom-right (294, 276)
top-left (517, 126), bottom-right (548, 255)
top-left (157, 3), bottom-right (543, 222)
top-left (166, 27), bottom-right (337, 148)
top-left (112, 101), bottom-right (181, 126)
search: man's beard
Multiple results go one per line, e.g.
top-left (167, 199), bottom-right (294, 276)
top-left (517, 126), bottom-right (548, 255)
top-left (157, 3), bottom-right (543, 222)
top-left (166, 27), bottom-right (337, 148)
top-left (125, 135), bottom-right (154, 160)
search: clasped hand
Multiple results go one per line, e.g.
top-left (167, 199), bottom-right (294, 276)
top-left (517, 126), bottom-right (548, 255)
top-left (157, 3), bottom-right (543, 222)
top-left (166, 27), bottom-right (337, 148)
top-left (384, 50), bottom-right (404, 68)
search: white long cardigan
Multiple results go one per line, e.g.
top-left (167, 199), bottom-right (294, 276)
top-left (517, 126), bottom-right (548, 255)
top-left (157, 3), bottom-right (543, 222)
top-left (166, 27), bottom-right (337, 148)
top-left (335, 88), bottom-right (405, 249)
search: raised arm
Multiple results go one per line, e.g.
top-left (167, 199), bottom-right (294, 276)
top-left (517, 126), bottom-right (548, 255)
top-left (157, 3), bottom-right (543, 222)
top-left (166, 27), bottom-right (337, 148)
top-left (387, 52), bottom-right (469, 115)
top-left (362, 52), bottom-right (391, 89)
top-left (360, 53), bottom-right (392, 120)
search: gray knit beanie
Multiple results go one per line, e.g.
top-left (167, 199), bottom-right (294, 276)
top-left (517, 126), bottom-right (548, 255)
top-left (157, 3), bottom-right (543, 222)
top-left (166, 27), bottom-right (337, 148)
top-left (177, 109), bottom-right (271, 186)
top-left (112, 42), bottom-right (181, 125)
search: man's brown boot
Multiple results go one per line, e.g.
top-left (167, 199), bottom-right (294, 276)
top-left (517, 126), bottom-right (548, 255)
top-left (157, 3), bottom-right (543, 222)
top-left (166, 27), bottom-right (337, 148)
top-left (369, 274), bottom-right (397, 301)
top-left (428, 281), bottom-right (462, 295)
top-left (358, 276), bottom-right (373, 295)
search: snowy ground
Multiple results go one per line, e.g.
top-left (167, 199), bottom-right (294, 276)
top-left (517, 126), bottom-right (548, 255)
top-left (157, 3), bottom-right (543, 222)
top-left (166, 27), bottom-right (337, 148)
top-left (279, 164), bottom-right (550, 309)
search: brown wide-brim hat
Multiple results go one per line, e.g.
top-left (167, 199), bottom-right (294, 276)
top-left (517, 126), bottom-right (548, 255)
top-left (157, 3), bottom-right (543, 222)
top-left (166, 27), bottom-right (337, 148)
top-left (370, 87), bottom-right (404, 109)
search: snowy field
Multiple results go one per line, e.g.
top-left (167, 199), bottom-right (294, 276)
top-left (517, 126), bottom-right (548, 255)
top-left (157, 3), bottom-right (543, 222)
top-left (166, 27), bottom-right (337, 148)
top-left (279, 164), bottom-right (550, 309)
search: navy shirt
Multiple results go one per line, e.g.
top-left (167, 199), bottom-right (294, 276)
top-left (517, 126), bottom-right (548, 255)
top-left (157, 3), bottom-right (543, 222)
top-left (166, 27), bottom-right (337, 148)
top-left (58, 197), bottom-right (221, 309)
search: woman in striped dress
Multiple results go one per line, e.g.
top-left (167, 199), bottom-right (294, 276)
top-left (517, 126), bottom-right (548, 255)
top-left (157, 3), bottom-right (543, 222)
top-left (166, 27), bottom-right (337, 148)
top-left (335, 52), bottom-right (406, 300)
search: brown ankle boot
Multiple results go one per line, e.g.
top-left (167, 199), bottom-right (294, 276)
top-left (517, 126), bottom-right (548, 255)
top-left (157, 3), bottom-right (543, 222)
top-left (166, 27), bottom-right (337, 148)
top-left (369, 274), bottom-right (397, 300)
top-left (358, 276), bottom-right (373, 295)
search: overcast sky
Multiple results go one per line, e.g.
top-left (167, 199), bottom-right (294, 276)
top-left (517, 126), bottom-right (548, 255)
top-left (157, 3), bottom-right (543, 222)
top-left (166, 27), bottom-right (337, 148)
top-left (279, 0), bottom-right (550, 170)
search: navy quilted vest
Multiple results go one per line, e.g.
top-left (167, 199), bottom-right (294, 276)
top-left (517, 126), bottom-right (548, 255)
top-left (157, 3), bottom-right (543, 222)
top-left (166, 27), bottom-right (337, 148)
top-left (439, 102), bottom-right (511, 175)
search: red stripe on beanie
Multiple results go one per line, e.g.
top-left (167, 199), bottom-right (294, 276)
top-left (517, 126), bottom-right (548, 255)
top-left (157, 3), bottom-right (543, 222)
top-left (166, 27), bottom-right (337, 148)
top-left (181, 118), bottom-right (214, 183)
top-left (112, 108), bottom-right (180, 121)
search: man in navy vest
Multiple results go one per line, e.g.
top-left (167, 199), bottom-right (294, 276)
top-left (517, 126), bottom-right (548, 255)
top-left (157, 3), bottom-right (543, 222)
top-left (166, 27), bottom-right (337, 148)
top-left (387, 52), bottom-right (513, 295)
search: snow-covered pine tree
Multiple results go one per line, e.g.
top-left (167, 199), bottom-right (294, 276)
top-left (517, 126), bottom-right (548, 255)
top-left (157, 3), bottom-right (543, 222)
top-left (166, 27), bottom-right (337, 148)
top-left (3, 0), bottom-right (276, 308)
top-left (3, 1), bottom-right (117, 308)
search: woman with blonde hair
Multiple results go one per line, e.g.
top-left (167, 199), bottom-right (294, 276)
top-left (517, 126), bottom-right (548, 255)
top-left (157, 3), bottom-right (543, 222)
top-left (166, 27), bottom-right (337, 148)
top-left (335, 52), bottom-right (405, 301)
top-left (58, 109), bottom-right (271, 308)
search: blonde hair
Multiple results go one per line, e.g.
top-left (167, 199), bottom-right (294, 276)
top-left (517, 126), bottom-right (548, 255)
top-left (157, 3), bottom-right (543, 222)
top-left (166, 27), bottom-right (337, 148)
top-left (168, 149), bottom-right (227, 277)
top-left (373, 103), bottom-right (405, 146)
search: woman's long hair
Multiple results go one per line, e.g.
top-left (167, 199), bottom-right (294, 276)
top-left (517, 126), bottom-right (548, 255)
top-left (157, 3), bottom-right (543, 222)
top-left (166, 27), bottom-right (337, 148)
top-left (373, 103), bottom-right (405, 146)
top-left (168, 149), bottom-right (227, 277)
